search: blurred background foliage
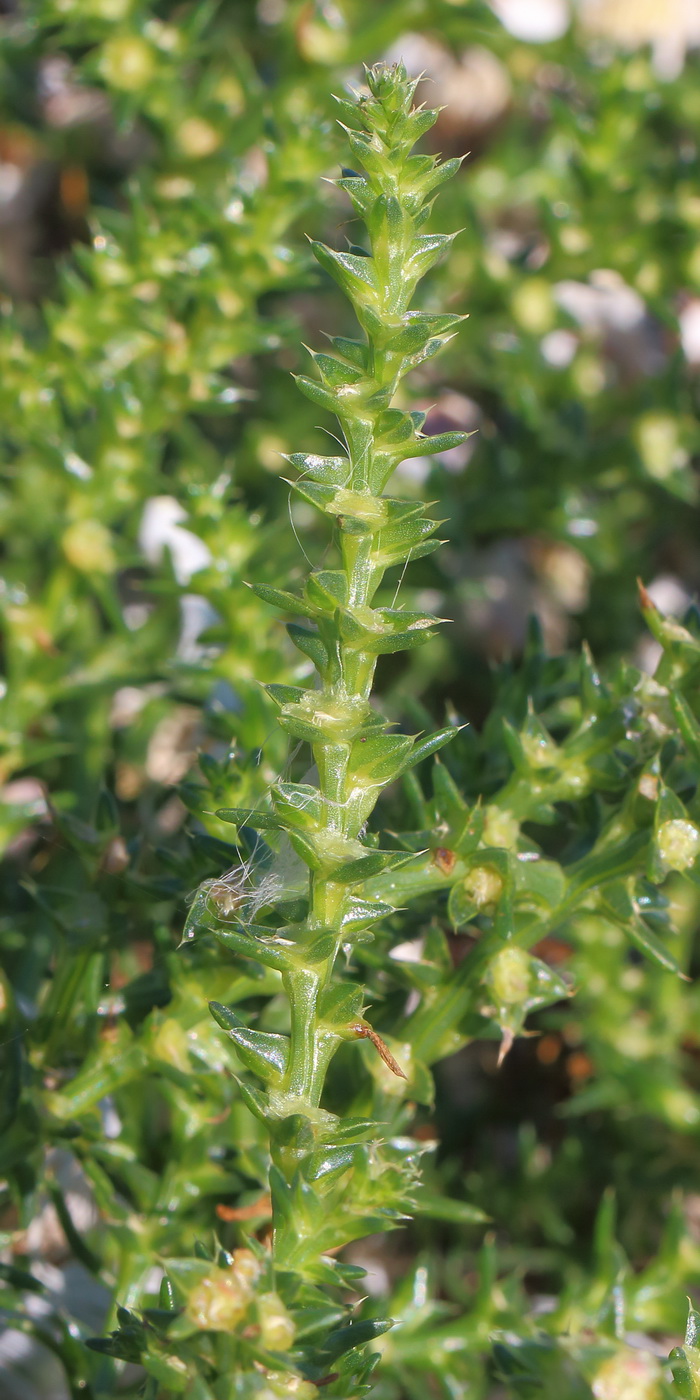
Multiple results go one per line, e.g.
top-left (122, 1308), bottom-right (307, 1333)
top-left (3, 0), bottom-right (700, 1397)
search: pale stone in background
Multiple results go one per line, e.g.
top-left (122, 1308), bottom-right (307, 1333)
top-left (490, 0), bottom-right (570, 42)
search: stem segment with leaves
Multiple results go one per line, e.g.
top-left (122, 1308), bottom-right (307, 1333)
top-left (209, 62), bottom-right (466, 1286)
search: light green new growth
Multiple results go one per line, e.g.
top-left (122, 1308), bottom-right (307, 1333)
top-left (206, 62), bottom-right (467, 1281)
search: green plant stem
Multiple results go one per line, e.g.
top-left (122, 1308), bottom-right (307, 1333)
top-left (203, 62), bottom-right (468, 1278)
top-left (283, 970), bottom-right (323, 1102)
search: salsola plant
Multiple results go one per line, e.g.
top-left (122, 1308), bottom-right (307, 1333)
top-left (188, 61), bottom-right (468, 1392)
top-left (38, 55), bottom-right (700, 1400)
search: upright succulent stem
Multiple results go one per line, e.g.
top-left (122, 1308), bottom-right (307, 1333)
top-left (209, 61), bottom-right (466, 1283)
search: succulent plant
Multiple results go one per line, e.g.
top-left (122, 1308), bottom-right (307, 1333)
top-left (177, 60), bottom-right (470, 1392)
top-left (4, 10), bottom-right (700, 1400)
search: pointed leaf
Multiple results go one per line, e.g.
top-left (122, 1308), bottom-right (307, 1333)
top-left (341, 897), bottom-right (395, 931)
top-left (332, 849), bottom-right (414, 884)
top-left (287, 624), bottom-right (329, 673)
top-left (284, 452), bottom-right (351, 484)
top-left (294, 374), bottom-right (346, 415)
top-left (215, 807), bottom-right (281, 830)
top-left (317, 1318), bottom-right (394, 1363)
top-left (216, 1014), bottom-right (290, 1081)
top-left (271, 782), bottom-right (323, 830)
top-left (399, 429), bottom-right (471, 460)
top-left (350, 732), bottom-right (414, 783)
top-left (212, 927), bottom-right (293, 972)
top-left (311, 241), bottom-right (378, 295)
top-left (305, 570), bottom-right (348, 611)
top-left (250, 583), bottom-right (317, 618)
top-left (406, 231), bottom-right (460, 278)
top-left (401, 726), bottom-right (457, 772)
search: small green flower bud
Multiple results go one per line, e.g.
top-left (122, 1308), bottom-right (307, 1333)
top-left (462, 865), bottom-right (504, 910)
top-left (186, 1270), bottom-right (251, 1332)
top-left (521, 729), bottom-right (558, 768)
top-left (483, 807), bottom-right (520, 848)
top-left (258, 1293), bottom-right (296, 1351)
top-left (489, 947), bottom-right (531, 1006)
top-left (230, 1248), bottom-right (263, 1286)
top-left (99, 35), bottom-right (156, 91)
top-left (657, 817), bottom-right (700, 872)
